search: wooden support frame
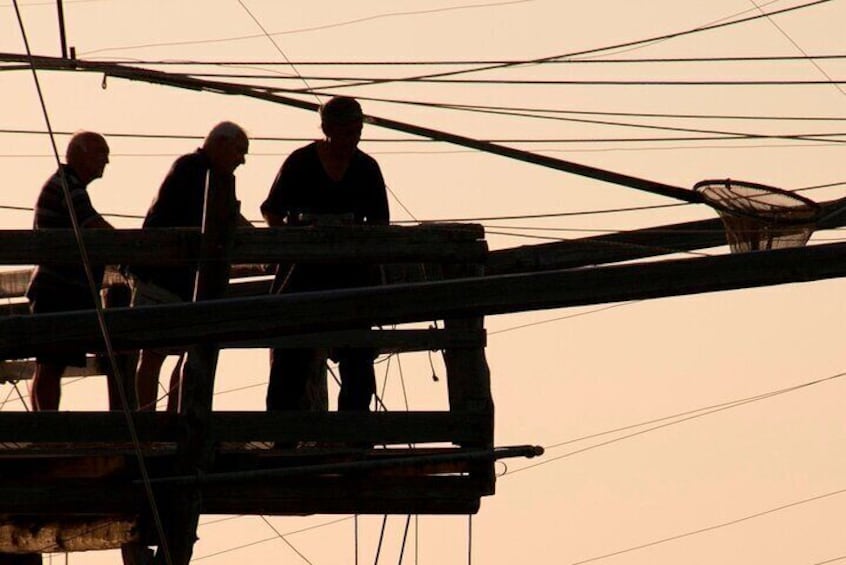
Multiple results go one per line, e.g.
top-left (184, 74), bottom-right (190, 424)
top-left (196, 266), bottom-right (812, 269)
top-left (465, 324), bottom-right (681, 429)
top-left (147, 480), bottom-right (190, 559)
top-left (441, 263), bottom-right (495, 492)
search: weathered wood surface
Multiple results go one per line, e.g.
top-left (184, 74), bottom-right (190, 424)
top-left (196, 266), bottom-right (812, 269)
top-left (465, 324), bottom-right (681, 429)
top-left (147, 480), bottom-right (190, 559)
top-left (0, 411), bottom-right (491, 445)
top-left (3, 239), bottom-right (846, 359)
top-left (0, 518), bottom-right (137, 553)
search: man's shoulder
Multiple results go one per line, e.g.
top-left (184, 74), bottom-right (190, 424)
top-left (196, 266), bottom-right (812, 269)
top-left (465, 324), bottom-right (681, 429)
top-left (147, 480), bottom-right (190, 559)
top-left (171, 149), bottom-right (209, 171)
top-left (285, 142), bottom-right (318, 163)
top-left (159, 150), bottom-right (209, 192)
top-left (41, 166), bottom-right (83, 192)
top-left (354, 149), bottom-right (380, 169)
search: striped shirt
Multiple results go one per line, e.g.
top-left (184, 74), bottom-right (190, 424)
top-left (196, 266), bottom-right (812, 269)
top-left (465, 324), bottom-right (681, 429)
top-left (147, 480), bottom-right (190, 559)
top-left (26, 165), bottom-right (105, 299)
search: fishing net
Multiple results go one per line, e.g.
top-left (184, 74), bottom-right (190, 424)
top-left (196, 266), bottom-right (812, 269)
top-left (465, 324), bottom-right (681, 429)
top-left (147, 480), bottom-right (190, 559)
top-left (694, 179), bottom-right (820, 253)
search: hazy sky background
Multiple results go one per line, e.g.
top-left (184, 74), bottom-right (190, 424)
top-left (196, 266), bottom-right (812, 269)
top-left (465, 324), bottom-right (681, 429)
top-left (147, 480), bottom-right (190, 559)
top-left (3, 1), bottom-right (846, 563)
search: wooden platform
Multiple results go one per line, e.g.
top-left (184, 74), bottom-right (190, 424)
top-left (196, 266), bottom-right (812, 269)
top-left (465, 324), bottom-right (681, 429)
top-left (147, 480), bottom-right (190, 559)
top-left (0, 410), bottom-right (506, 523)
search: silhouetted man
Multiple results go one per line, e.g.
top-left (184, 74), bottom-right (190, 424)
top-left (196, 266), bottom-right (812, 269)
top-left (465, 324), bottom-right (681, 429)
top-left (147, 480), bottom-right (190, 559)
top-left (126, 121), bottom-right (251, 411)
top-left (27, 131), bottom-right (114, 410)
top-left (261, 97), bottom-right (389, 413)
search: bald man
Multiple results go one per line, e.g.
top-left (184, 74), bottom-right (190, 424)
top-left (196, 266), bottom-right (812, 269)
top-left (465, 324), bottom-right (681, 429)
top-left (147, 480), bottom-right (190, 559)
top-left (27, 131), bottom-right (114, 410)
top-left (126, 121), bottom-right (251, 411)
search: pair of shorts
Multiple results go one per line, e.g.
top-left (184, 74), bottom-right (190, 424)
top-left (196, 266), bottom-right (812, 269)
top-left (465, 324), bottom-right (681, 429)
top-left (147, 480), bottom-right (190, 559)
top-left (129, 277), bottom-right (183, 355)
top-left (29, 284), bottom-right (97, 367)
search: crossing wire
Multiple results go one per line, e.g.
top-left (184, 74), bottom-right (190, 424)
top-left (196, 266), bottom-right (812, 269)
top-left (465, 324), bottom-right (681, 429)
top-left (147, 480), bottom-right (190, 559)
top-left (293, 0), bottom-right (832, 92)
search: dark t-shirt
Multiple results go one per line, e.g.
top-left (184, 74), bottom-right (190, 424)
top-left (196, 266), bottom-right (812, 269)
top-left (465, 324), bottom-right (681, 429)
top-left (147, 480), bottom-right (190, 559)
top-left (260, 142), bottom-right (389, 292)
top-left (26, 165), bottom-right (104, 302)
top-left (130, 149), bottom-right (232, 301)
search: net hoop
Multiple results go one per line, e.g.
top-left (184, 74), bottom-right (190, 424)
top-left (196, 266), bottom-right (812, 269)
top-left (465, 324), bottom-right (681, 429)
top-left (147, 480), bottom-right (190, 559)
top-left (693, 179), bottom-right (821, 252)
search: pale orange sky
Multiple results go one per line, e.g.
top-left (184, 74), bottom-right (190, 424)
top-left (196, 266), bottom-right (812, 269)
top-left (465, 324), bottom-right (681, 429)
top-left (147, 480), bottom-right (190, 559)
top-left (3, 1), bottom-right (846, 564)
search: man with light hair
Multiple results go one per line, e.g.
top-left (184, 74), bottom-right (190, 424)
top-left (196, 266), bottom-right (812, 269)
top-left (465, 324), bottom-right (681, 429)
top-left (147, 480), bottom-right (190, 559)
top-left (126, 121), bottom-right (252, 411)
top-left (27, 131), bottom-right (114, 410)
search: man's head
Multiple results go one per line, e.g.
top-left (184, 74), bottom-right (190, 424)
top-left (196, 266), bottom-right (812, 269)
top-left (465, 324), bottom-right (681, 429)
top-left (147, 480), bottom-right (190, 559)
top-left (320, 96), bottom-right (363, 153)
top-left (203, 121), bottom-right (249, 175)
top-left (66, 131), bottom-right (110, 184)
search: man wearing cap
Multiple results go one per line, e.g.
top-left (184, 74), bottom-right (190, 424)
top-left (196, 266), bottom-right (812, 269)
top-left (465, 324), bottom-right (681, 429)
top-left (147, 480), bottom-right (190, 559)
top-left (27, 131), bottom-right (114, 410)
top-left (261, 96), bottom-right (390, 414)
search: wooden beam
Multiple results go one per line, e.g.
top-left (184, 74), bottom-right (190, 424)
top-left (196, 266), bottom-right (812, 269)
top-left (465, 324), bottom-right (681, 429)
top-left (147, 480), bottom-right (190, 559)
top-left (0, 476), bottom-right (484, 516)
top-left (442, 263), bottom-right (495, 492)
top-left (0, 518), bottom-right (137, 553)
top-left (0, 265), bottom-right (270, 301)
top-left (3, 240), bottom-right (846, 359)
top-left (0, 328), bottom-right (485, 382)
top-left (0, 52), bottom-right (694, 202)
top-left (0, 411), bottom-right (491, 445)
top-left (0, 224), bottom-right (485, 265)
top-left (488, 196), bottom-right (846, 275)
top-left (487, 217), bottom-right (727, 274)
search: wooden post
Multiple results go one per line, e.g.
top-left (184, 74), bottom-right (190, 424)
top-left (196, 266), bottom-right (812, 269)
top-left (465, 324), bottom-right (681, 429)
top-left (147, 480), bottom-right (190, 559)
top-left (441, 258), bottom-right (495, 494)
top-left (154, 171), bottom-right (237, 565)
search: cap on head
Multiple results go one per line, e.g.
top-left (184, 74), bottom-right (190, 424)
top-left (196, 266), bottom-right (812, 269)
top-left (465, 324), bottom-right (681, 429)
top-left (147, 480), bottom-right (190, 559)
top-left (319, 97), bottom-right (363, 128)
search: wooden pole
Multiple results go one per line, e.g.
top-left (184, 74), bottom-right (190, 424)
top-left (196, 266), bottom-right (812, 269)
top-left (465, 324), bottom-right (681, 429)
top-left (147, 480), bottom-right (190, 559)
top-left (442, 262), bottom-right (495, 493)
top-left (154, 171), bottom-right (237, 565)
top-left (55, 1), bottom-right (68, 59)
top-left (0, 53), bottom-right (699, 203)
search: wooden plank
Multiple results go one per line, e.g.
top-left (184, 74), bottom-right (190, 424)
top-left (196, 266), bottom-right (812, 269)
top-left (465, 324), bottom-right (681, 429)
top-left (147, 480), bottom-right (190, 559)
top-left (0, 265), bottom-right (270, 301)
top-left (0, 411), bottom-right (490, 445)
top-left (0, 477), bottom-right (483, 516)
top-left (0, 328), bottom-right (485, 382)
top-left (0, 518), bottom-right (137, 553)
top-left (4, 240), bottom-right (846, 359)
top-left (200, 476), bottom-right (485, 515)
top-left (0, 224), bottom-right (485, 265)
top-left (223, 328), bottom-right (487, 352)
top-left (487, 196), bottom-right (846, 275)
top-left (0, 303), bottom-right (28, 317)
top-left (487, 217), bottom-right (727, 275)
